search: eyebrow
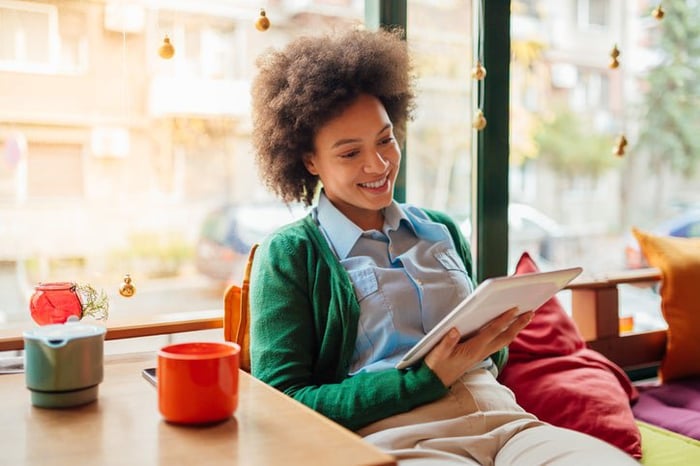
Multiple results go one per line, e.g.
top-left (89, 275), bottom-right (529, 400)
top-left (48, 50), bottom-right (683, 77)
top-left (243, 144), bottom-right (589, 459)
top-left (330, 123), bottom-right (393, 149)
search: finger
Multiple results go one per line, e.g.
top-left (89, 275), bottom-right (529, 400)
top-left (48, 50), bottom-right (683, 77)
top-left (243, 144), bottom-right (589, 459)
top-left (479, 307), bottom-right (520, 335)
top-left (511, 310), bottom-right (535, 333)
top-left (463, 309), bottom-right (532, 356)
top-left (518, 310), bottom-right (535, 326)
top-left (487, 311), bottom-right (534, 348)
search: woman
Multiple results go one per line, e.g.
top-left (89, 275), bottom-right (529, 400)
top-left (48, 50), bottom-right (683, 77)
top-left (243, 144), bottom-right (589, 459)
top-left (249, 28), bottom-right (638, 465)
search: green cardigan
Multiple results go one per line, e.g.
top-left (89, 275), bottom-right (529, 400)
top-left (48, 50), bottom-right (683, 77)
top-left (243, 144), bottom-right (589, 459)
top-left (249, 209), bottom-right (508, 431)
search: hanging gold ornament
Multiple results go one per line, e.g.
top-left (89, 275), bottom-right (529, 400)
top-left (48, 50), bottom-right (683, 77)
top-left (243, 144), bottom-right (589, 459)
top-left (472, 109), bottom-right (487, 131)
top-left (255, 8), bottom-right (271, 31)
top-left (613, 134), bottom-right (628, 157)
top-left (652, 5), bottom-right (665, 20)
top-left (119, 274), bottom-right (136, 297)
top-left (158, 35), bottom-right (175, 59)
top-left (609, 44), bottom-right (620, 69)
top-left (471, 61), bottom-right (487, 81)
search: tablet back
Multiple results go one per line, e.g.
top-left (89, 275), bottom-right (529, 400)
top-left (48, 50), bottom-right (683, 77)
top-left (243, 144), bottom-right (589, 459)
top-left (395, 267), bottom-right (582, 370)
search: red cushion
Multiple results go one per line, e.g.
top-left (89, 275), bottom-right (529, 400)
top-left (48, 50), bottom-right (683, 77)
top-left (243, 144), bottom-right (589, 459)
top-left (505, 252), bottom-right (585, 361)
top-left (499, 252), bottom-right (642, 459)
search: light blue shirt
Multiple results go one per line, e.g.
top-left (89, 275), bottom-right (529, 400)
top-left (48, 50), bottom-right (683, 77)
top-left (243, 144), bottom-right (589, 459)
top-left (313, 193), bottom-right (475, 374)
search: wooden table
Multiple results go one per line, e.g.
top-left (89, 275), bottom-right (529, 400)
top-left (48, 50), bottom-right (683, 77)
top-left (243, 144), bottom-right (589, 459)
top-left (0, 353), bottom-right (396, 466)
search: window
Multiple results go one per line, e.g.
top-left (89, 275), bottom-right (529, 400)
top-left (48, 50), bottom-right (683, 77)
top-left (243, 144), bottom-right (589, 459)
top-left (406, 0), bottom-right (473, 223)
top-left (570, 70), bottom-right (609, 112)
top-left (154, 18), bottom-right (237, 80)
top-left (513, 0), bottom-right (540, 18)
top-left (0, 0), bottom-right (56, 71)
top-left (0, 1), bottom-right (365, 347)
top-left (0, 0), bottom-right (87, 73)
top-left (510, 0), bottom-right (700, 332)
top-left (577, 0), bottom-right (609, 29)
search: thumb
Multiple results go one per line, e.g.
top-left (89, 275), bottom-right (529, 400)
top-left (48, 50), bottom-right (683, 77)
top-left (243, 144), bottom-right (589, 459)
top-left (432, 328), bottom-right (460, 357)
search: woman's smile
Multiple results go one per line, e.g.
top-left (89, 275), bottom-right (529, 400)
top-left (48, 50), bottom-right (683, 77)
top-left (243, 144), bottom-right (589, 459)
top-left (359, 175), bottom-right (390, 190)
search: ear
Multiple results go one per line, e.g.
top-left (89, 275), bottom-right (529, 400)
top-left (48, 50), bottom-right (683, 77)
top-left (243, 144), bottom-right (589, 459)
top-left (303, 153), bottom-right (319, 176)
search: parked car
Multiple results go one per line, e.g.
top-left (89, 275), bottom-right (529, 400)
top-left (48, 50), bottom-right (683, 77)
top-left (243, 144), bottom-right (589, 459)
top-left (197, 201), bottom-right (574, 283)
top-left (624, 209), bottom-right (700, 269)
top-left (195, 203), bottom-right (307, 283)
top-left (459, 203), bottom-right (565, 264)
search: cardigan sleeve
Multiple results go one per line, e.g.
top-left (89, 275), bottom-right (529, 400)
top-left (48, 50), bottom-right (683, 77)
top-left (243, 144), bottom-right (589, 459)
top-left (249, 229), bottom-right (449, 431)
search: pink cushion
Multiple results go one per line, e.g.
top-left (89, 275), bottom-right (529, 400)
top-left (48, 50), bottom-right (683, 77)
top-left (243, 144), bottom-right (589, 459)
top-left (499, 252), bottom-right (642, 459)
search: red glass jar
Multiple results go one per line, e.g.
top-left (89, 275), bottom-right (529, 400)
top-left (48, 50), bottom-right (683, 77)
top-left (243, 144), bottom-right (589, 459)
top-left (29, 282), bottom-right (83, 326)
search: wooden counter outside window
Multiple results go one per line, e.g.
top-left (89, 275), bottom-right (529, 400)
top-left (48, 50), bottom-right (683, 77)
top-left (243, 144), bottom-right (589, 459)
top-left (567, 267), bottom-right (666, 370)
top-left (0, 310), bottom-right (224, 352)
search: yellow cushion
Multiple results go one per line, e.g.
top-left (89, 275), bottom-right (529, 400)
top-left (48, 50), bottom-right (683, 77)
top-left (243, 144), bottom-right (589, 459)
top-left (637, 420), bottom-right (700, 465)
top-left (632, 228), bottom-right (700, 382)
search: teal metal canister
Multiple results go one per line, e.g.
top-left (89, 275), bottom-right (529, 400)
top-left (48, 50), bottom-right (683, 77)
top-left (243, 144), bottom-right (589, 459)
top-left (23, 320), bottom-right (107, 408)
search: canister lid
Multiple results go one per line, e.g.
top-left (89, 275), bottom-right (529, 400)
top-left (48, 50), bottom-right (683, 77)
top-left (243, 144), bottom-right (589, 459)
top-left (23, 318), bottom-right (106, 342)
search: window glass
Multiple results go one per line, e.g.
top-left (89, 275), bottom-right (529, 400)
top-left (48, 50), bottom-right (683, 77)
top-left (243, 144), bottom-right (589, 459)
top-left (0, 1), bottom-right (363, 339)
top-left (577, 0), bottom-right (608, 29)
top-left (406, 0), bottom-right (473, 228)
top-left (688, 221), bottom-right (700, 238)
top-left (0, 1), bottom-right (54, 70)
top-left (510, 0), bottom-right (700, 332)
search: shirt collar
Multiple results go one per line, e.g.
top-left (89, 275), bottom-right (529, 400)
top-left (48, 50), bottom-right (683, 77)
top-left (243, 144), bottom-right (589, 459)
top-left (315, 192), bottom-right (415, 259)
top-left (382, 199), bottom-right (416, 237)
top-left (316, 192), bottom-right (362, 259)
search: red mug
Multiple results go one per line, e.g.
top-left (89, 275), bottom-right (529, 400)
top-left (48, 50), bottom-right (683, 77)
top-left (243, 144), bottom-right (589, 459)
top-left (157, 341), bottom-right (240, 425)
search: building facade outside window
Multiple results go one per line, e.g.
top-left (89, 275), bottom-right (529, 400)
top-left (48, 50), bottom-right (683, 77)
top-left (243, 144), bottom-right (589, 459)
top-left (0, 1), bottom-right (480, 352)
top-left (2, 0), bottom-right (694, 352)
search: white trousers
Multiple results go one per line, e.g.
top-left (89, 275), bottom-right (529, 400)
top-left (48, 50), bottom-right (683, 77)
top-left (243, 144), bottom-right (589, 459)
top-left (359, 369), bottom-right (639, 466)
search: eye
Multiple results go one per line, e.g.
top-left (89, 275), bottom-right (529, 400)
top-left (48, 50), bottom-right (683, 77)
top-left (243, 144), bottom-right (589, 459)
top-left (379, 136), bottom-right (395, 146)
top-left (339, 149), bottom-right (360, 159)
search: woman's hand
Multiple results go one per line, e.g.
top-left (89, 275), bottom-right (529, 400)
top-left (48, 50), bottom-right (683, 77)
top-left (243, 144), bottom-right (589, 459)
top-left (423, 307), bottom-right (533, 387)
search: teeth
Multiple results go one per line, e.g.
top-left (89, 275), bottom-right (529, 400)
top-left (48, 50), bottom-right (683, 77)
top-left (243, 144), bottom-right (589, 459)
top-left (361, 177), bottom-right (386, 189)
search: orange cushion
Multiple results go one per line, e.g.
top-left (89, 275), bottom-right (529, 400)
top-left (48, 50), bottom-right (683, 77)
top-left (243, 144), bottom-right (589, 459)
top-left (632, 228), bottom-right (700, 382)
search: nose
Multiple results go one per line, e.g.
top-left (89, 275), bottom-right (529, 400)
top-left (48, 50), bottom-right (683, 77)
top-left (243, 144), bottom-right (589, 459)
top-left (364, 150), bottom-right (390, 173)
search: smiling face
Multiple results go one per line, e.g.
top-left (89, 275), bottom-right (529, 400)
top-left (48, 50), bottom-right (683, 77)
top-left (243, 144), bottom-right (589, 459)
top-left (304, 94), bottom-right (401, 231)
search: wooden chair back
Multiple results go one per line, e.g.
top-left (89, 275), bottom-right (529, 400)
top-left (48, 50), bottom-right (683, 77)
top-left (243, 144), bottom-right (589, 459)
top-left (223, 244), bottom-right (258, 372)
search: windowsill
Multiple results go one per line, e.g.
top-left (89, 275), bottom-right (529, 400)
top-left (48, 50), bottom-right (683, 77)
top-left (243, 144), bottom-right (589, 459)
top-left (0, 309), bottom-right (223, 353)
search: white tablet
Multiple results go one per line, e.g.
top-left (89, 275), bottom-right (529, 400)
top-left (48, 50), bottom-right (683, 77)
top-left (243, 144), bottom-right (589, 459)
top-left (395, 267), bottom-right (583, 370)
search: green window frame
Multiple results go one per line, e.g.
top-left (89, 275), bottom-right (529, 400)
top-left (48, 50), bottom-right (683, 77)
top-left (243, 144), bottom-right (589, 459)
top-left (366, 0), bottom-right (510, 282)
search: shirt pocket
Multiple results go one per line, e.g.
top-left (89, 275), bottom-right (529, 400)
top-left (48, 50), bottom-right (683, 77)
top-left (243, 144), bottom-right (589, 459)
top-left (434, 248), bottom-right (473, 294)
top-left (347, 267), bottom-right (380, 302)
top-left (435, 249), bottom-right (468, 273)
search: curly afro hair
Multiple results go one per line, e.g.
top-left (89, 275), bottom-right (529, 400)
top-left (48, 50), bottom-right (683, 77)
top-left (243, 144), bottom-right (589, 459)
top-left (251, 27), bottom-right (415, 206)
